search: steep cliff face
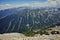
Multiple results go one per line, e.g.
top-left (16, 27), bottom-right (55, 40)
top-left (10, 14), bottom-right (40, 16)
top-left (0, 7), bottom-right (60, 33)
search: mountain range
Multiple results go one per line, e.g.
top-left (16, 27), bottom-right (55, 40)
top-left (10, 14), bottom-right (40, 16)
top-left (0, 7), bottom-right (60, 34)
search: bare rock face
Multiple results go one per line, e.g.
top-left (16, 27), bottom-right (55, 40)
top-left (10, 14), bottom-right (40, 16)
top-left (0, 33), bottom-right (60, 40)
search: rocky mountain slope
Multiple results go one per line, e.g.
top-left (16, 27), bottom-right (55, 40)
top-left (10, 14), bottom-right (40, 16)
top-left (0, 7), bottom-right (60, 34)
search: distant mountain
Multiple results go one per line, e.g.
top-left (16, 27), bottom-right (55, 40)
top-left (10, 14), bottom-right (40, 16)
top-left (0, 7), bottom-right (60, 34)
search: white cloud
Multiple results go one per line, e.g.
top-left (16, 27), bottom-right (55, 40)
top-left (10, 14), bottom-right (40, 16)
top-left (0, 0), bottom-right (60, 10)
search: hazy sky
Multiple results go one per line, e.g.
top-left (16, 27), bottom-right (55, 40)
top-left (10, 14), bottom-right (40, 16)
top-left (0, 0), bottom-right (47, 4)
top-left (0, 0), bottom-right (60, 10)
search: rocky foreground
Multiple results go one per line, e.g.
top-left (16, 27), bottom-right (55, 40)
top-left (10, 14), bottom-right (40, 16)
top-left (0, 33), bottom-right (60, 40)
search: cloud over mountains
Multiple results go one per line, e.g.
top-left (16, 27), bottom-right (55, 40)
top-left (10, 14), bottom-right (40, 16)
top-left (0, 0), bottom-right (60, 10)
